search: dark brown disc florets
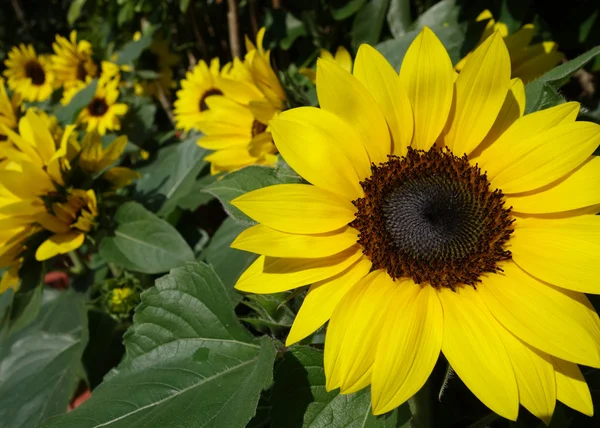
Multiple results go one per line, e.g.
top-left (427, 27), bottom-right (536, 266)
top-left (352, 147), bottom-right (513, 289)
top-left (199, 88), bottom-right (224, 112)
top-left (25, 60), bottom-right (46, 85)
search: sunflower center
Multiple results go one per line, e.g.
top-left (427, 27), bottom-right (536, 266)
top-left (251, 120), bottom-right (267, 137)
top-left (88, 97), bottom-right (109, 116)
top-left (77, 61), bottom-right (88, 81)
top-left (352, 147), bottom-right (513, 289)
top-left (24, 61), bottom-right (46, 85)
top-left (199, 88), bottom-right (223, 112)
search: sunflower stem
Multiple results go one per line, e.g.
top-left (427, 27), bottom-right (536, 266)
top-left (68, 251), bottom-right (86, 275)
top-left (408, 381), bottom-right (434, 428)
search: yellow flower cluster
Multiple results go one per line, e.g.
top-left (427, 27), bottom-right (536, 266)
top-left (0, 110), bottom-right (137, 292)
top-left (174, 28), bottom-right (287, 174)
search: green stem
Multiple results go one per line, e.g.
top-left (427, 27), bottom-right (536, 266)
top-left (408, 380), bottom-right (434, 428)
top-left (108, 263), bottom-right (122, 278)
top-left (68, 251), bottom-right (86, 275)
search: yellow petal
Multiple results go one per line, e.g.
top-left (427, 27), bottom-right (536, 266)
top-left (472, 78), bottom-right (525, 157)
top-left (234, 246), bottom-right (363, 293)
top-left (371, 283), bottom-right (443, 415)
top-left (324, 270), bottom-right (396, 393)
top-left (35, 232), bottom-right (85, 261)
top-left (334, 47), bottom-right (353, 73)
top-left (439, 286), bottom-right (519, 420)
top-left (512, 48), bottom-right (564, 84)
top-left (286, 257), bottom-right (371, 346)
top-left (552, 357), bottom-right (594, 416)
top-left (399, 27), bottom-right (454, 151)
top-left (354, 44), bottom-right (413, 155)
top-left (512, 216), bottom-right (600, 294)
top-left (477, 101), bottom-right (579, 164)
top-left (271, 107), bottom-right (369, 199)
top-left (0, 263), bottom-right (20, 293)
top-left (444, 32), bottom-right (511, 156)
top-left (495, 323), bottom-right (556, 424)
top-left (99, 135), bottom-right (128, 170)
top-left (231, 184), bottom-right (356, 234)
top-left (316, 59), bottom-right (390, 164)
top-left (232, 224), bottom-right (358, 258)
top-left (483, 122), bottom-right (600, 194)
top-left (508, 156), bottom-right (600, 214)
top-left (479, 261), bottom-right (600, 367)
top-left (23, 110), bottom-right (56, 164)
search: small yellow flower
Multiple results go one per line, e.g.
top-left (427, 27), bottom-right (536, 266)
top-left (107, 286), bottom-right (135, 314)
top-left (3, 44), bottom-right (55, 102)
top-left (300, 46), bottom-right (353, 82)
top-left (51, 30), bottom-right (98, 90)
top-left (456, 10), bottom-right (563, 83)
top-left (77, 75), bottom-right (128, 135)
top-left (35, 189), bottom-right (98, 261)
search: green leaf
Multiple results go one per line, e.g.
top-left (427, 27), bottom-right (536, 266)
top-left (272, 346), bottom-right (412, 427)
top-left (351, 0), bottom-right (392, 49)
top-left (99, 202), bottom-right (195, 274)
top-left (202, 217), bottom-right (256, 302)
top-left (498, 0), bottom-right (531, 34)
top-left (135, 69), bottom-right (161, 80)
top-left (56, 79), bottom-right (98, 126)
top-left (525, 45), bottom-right (600, 114)
top-left (0, 290), bottom-right (88, 428)
top-left (410, 0), bottom-right (459, 30)
top-left (40, 263), bottom-right (277, 428)
top-left (386, 0), bottom-right (412, 38)
top-left (280, 12), bottom-right (308, 50)
top-left (203, 165), bottom-right (302, 225)
top-left (135, 136), bottom-right (207, 216)
top-left (176, 172), bottom-right (218, 211)
top-left (115, 27), bottom-right (155, 65)
top-left (331, 0), bottom-right (368, 21)
top-left (67, 0), bottom-right (88, 25)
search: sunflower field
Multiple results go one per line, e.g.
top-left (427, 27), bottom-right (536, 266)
top-left (1, 0), bottom-right (600, 427)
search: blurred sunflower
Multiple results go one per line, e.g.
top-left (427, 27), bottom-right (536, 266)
top-left (231, 28), bottom-right (600, 423)
top-left (300, 46), bottom-right (353, 82)
top-left (3, 44), bottom-right (55, 102)
top-left (0, 78), bottom-right (20, 141)
top-left (196, 96), bottom-right (277, 174)
top-left (77, 75), bottom-right (128, 135)
top-left (51, 30), bottom-right (98, 90)
top-left (173, 58), bottom-right (229, 131)
top-left (456, 10), bottom-right (563, 83)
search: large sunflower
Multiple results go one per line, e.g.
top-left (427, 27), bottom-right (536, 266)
top-left (456, 10), bottom-right (563, 83)
top-left (230, 28), bottom-right (600, 422)
top-left (173, 58), bottom-right (230, 131)
top-left (196, 95), bottom-right (277, 174)
top-left (77, 75), bottom-right (128, 135)
top-left (3, 44), bottom-right (55, 102)
top-left (51, 30), bottom-right (98, 90)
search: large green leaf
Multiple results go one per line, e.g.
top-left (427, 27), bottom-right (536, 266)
top-left (39, 263), bottom-right (277, 428)
top-left (203, 165), bottom-right (302, 225)
top-left (525, 45), bottom-right (600, 113)
top-left (202, 217), bottom-right (256, 301)
top-left (56, 79), bottom-right (98, 126)
top-left (410, 0), bottom-right (459, 30)
top-left (135, 136), bottom-right (207, 216)
top-left (99, 202), bottom-right (195, 273)
top-left (0, 290), bottom-right (88, 428)
top-left (115, 27), bottom-right (155, 65)
top-left (271, 346), bottom-right (412, 427)
top-left (331, 0), bottom-right (368, 21)
top-left (351, 0), bottom-right (391, 49)
top-left (386, 0), bottom-right (412, 38)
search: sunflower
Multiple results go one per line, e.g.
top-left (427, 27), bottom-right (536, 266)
top-left (300, 46), bottom-right (353, 82)
top-left (174, 58), bottom-right (231, 131)
top-left (0, 78), bottom-right (20, 141)
top-left (51, 30), bottom-right (98, 90)
top-left (77, 75), bottom-right (128, 135)
top-left (196, 95), bottom-right (277, 174)
top-left (456, 10), bottom-right (563, 83)
top-left (230, 28), bottom-right (600, 422)
top-left (3, 44), bottom-right (55, 102)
